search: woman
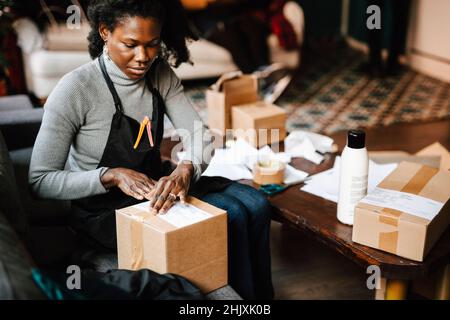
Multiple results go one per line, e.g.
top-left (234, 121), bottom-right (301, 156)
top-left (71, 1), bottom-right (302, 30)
top-left (29, 0), bottom-right (273, 300)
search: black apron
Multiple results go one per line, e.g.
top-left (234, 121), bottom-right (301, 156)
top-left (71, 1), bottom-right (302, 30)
top-left (70, 54), bottom-right (231, 250)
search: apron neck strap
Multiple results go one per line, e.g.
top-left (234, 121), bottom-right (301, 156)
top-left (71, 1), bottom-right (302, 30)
top-left (98, 53), bottom-right (124, 113)
top-left (146, 58), bottom-right (166, 150)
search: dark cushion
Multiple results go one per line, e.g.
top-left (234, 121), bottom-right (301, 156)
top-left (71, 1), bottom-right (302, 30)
top-left (9, 147), bottom-right (71, 224)
top-left (0, 209), bottom-right (44, 299)
top-left (0, 95), bottom-right (33, 112)
top-left (0, 131), bottom-right (28, 235)
top-left (0, 108), bottom-right (44, 151)
top-left (8, 146), bottom-right (76, 266)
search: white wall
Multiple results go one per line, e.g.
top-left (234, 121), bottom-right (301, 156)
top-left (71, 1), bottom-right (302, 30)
top-left (406, 0), bottom-right (450, 82)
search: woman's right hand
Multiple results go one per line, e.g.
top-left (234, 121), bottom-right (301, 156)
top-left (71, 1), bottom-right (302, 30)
top-left (100, 168), bottom-right (155, 200)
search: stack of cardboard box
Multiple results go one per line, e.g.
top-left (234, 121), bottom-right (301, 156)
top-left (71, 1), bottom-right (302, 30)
top-left (206, 73), bottom-right (287, 147)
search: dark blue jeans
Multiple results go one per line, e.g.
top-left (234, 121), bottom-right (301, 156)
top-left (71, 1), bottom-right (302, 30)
top-left (201, 182), bottom-right (274, 300)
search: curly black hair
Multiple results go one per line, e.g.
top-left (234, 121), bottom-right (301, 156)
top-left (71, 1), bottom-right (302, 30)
top-left (87, 0), bottom-right (198, 67)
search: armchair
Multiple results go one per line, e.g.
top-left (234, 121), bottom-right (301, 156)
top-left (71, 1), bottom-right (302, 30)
top-left (13, 1), bottom-right (304, 99)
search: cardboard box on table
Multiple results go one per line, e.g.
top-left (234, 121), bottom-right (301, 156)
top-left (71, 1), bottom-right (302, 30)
top-left (206, 73), bottom-right (259, 136)
top-left (352, 161), bottom-right (450, 262)
top-left (116, 196), bottom-right (228, 293)
top-left (231, 101), bottom-right (287, 148)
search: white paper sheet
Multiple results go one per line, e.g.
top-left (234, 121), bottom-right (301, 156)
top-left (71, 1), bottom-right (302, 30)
top-left (300, 157), bottom-right (397, 203)
top-left (284, 164), bottom-right (309, 185)
top-left (301, 168), bottom-right (338, 202)
top-left (133, 201), bottom-right (212, 228)
top-left (201, 148), bottom-right (254, 180)
top-left (179, 138), bottom-right (308, 184)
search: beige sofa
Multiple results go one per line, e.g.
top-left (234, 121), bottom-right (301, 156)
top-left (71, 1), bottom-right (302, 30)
top-left (14, 1), bottom-right (304, 100)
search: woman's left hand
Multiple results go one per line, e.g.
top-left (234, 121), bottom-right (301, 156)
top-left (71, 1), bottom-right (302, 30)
top-left (148, 160), bottom-right (194, 214)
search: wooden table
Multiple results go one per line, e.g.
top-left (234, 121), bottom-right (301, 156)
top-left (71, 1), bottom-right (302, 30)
top-left (259, 120), bottom-right (450, 300)
top-left (162, 119), bottom-right (450, 300)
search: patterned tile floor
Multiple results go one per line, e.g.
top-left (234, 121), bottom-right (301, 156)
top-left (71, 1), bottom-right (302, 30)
top-left (184, 45), bottom-right (450, 135)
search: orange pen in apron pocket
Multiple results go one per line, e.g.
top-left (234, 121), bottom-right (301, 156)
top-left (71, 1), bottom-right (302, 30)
top-left (133, 116), bottom-right (154, 149)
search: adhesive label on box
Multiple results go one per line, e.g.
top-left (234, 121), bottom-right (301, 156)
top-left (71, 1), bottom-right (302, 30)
top-left (359, 187), bottom-right (444, 221)
top-left (133, 202), bottom-right (212, 228)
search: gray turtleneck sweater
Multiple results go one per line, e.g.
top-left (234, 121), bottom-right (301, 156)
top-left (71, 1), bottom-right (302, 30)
top-left (29, 55), bottom-right (209, 200)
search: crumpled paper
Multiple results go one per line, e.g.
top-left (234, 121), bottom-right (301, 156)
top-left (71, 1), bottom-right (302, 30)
top-left (284, 130), bottom-right (334, 165)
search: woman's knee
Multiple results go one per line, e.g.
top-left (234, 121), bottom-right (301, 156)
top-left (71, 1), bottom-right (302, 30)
top-left (249, 194), bottom-right (272, 225)
top-left (225, 200), bottom-right (250, 226)
top-left (201, 193), bottom-right (249, 225)
top-left (225, 183), bottom-right (272, 224)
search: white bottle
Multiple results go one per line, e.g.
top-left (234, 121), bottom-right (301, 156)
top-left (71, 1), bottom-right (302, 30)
top-left (337, 130), bottom-right (369, 225)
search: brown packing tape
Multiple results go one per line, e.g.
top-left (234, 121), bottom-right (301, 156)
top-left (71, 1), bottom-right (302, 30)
top-left (377, 208), bottom-right (401, 255)
top-left (130, 212), bottom-right (151, 270)
top-left (379, 231), bottom-right (399, 254)
top-left (253, 161), bottom-right (285, 185)
top-left (377, 164), bottom-right (439, 255)
top-left (401, 166), bottom-right (439, 195)
top-left (379, 208), bottom-right (402, 227)
top-left (130, 218), bottom-right (144, 269)
top-left (127, 208), bottom-right (176, 270)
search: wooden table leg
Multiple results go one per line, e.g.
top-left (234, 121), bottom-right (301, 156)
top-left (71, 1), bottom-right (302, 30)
top-left (375, 278), bottom-right (409, 300)
top-left (435, 263), bottom-right (450, 300)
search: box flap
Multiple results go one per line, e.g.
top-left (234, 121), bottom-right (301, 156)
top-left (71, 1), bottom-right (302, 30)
top-left (369, 151), bottom-right (441, 168)
top-left (416, 142), bottom-right (450, 171)
top-left (377, 161), bottom-right (448, 202)
top-left (187, 196), bottom-right (227, 217)
top-left (210, 71), bottom-right (243, 91)
top-left (222, 75), bottom-right (257, 94)
top-left (118, 206), bottom-right (177, 232)
top-left (232, 101), bottom-right (287, 119)
top-left (118, 196), bottom-right (226, 230)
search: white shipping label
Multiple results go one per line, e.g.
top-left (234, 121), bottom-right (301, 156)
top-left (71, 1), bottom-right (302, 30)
top-left (133, 201), bottom-right (212, 228)
top-left (359, 187), bottom-right (445, 221)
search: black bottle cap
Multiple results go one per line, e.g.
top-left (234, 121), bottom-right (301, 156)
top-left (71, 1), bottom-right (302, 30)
top-left (347, 130), bottom-right (365, 149)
